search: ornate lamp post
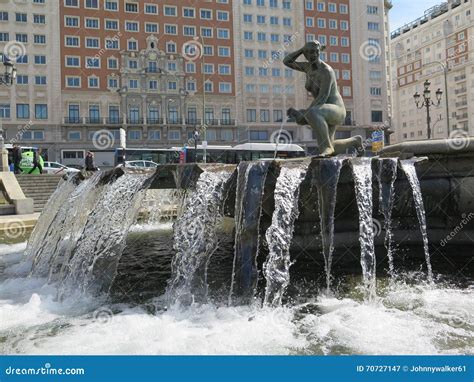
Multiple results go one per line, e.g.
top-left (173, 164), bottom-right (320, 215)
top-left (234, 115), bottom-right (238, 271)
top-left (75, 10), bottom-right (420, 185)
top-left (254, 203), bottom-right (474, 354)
top-left (413, 80), bottom-right (443, 140)
top-left (0, 57), bottom-right (17, 172)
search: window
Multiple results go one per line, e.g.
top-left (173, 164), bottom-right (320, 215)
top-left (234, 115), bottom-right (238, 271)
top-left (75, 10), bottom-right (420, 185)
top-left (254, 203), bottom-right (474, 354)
top-left (246, 109), bottom-right (256, 122)
top-left (35, 55), bottom-right (46, 65)
top-left (66, 76), bottom-right (80, 87)
top-left (149, 130), bottom-right (161, 140)
top-left (371, 111), bottom-right (383, 123)
top-left (17, 104), bottom-right (30, 119)
top-left (16, 13), bottom-right (27, 23)
top-left (250, 131), bottom-right (268, 141)
top-left (260, 109), bottom-right (270, 122)
top-left (68, 131), bottom-right (82, 141)
top-left (85, 0), bottom-right (98, 9)
top-left (0, 104), bottom-right (11, 119)
top-left (125, 2), bottom-right (138, 12)
top-left (35, 76), bottom-right (47, 85)
top-left (168, 130), bottom-right (181, 140)
top-left (128, 130), bottom-right (142, 140)
top-left (105, 1), bottom-right (118, 11)
top-left (273, 110), bottom-right (283, 122)
top-left (35, 104), bottom-right (48, 119)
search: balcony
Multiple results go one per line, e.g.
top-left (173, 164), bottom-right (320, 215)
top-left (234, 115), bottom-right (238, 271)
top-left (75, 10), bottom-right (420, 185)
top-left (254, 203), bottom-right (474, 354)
top-left (186, 119), bottom-right (201, 126)
top-left (205, 119), bottom-right (219, 126)
top-left (456, 113), bottom-right (469, 120)
top-left (127, 117), bottom-right (144, 125)
top-left (64, 117), bottom-right (81, 124)
top-left (455, 88), bottom-right (467, 95)
top-left (167, 118), bottom-right (183, 125)
top-left (106, 117), bottom-right (123, 125)
top-left (454, 74), bottom-right (466, 82)
top-left (147, 118), bottom-right (164, 125)
top-left (455, 101), bottom-right (468, 108)
top-left (220, 119), bottom-right (235, 126)
top-left (85, 117), bottom-right (102, 124)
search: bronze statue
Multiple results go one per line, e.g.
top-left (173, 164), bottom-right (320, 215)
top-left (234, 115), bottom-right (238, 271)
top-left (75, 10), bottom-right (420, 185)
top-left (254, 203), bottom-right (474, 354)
top-left (284, 41), bottom-right (363, 156)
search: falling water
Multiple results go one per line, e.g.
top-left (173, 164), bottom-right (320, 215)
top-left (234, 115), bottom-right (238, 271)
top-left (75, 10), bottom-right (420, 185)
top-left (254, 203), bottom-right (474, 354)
top-left (263, 163), bottom-right (308, 307)
top-left (313, 158), bottom-right (344, 292)
top-left (400, 159), bottom-right (433, 282)
top-left (25, 176), bottom-right (74, 266)
top-left (57, 172), bottom-right (151, 298)
top-left (351, 158), bottom-right (376, 300)
top-left (143, 189), bottom-right (183, 224)
top-left (30, 172), bottom-right (105, 281)
top-left (378, 158), bottom-right (398, 276)
top-left (166, 170), bottom-right (233, 305)
top-left (230, 161), bottom-right (270, 305)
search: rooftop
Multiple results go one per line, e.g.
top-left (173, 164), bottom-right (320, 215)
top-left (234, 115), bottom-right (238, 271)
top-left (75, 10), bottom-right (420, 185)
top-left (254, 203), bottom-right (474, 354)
top-left (391, 0), bottom-right (466, 40)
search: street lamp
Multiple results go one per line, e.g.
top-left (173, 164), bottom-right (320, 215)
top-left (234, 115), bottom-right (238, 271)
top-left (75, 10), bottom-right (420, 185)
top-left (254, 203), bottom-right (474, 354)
top-left (0, 57), bottom-right (17, 172)
top-left (0, 57), bottom-right (17, 86)
top-left (413, 80), bottom-right (443, 140)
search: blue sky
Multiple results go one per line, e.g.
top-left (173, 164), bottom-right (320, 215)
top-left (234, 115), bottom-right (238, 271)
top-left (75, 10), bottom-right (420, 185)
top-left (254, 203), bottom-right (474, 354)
top-left (390, 0), bottom-right (444, 31)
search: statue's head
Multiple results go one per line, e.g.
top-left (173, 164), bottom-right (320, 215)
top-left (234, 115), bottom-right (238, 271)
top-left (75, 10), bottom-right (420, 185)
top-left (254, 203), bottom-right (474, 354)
top-left (303, 40), bottom-right (325, 63)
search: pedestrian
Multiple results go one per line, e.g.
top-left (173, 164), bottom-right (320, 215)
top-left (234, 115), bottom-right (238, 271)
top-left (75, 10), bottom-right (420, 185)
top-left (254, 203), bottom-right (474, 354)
top-left (85, 151), bottom-right (97, 171)
top-left (12, 144), bottom-right (22, 174)
top-left (28, 149), bottom-right (43, 174)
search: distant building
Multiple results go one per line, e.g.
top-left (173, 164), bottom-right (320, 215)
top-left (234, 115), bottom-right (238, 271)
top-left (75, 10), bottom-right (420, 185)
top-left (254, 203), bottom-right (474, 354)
top-left (390, 0), bottom-right (473, 143)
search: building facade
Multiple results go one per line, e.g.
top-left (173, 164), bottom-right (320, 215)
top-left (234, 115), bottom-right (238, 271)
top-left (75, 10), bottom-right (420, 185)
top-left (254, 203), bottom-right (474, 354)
top-left (0, 0), bottom-right (61, 159)
top-left (390, 0), bottom-right (473, 143)
top-left (1, 0), bottom-right (392, 166)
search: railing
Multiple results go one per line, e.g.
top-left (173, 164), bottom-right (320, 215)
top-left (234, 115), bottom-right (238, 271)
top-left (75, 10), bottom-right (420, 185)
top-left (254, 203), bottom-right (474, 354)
top-left (147, 118), bottom-right (164, 125)
top-left (64, 117), bottom-right (81, 124)
top-left (205, 119), bottom-right (219, 126)
top-left (455, 101), bottom-right (468, 107)
top-left (454, 74), bottom-right (466, 81)
top-left (106, 117), bottom-right (123, 124)
top-left (220, 119), bottom-right (235, 126)
top-left (167, 118), bottom-right (182, 125)
top-left (455, 88), bottom-right (467, 94)
top-left (127, 117), bottom-right (144, 124)
top-left (85, 117), bottom-right (102, 124)
top-left (186, 119), bottom-right (201, 126)
top-left (456, 113), bottom-right (468, 120)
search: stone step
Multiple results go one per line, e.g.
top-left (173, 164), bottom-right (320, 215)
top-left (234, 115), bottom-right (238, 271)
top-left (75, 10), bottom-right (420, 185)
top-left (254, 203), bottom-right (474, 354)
top-left (0, 205), bottom-right (16, 216)
top-left (15, 175), bottom-right (62, 213)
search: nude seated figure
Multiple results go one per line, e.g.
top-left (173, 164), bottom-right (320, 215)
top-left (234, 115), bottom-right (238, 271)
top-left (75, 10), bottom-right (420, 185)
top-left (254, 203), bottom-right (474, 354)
top-left (283, 41), bottom-right (363, 156)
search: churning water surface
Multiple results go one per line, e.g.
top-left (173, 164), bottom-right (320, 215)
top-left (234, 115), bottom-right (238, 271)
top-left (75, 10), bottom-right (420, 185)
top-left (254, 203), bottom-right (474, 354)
top-left (0, 227), bottom-right (472, 356)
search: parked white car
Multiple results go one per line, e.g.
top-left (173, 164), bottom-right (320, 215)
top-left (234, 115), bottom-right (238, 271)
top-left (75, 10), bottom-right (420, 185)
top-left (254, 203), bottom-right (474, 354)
top-left (124, 160), bottom-right (159, 168)
top-left (43, 161), bottom-right (81, 175)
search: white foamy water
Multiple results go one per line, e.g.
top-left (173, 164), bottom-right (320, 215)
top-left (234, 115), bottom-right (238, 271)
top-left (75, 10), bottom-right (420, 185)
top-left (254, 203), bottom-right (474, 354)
top-left (0, 245), bottom-right (472, 355)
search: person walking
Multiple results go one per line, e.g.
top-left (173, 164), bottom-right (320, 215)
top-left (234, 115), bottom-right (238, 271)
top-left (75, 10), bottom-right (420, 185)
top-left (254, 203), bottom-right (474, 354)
top-left (28, 149), bottom-right (43, 174)
top-left (85, 151), bottom-right (97, 171)
top-left (12, 144), bottom-right (22, 174)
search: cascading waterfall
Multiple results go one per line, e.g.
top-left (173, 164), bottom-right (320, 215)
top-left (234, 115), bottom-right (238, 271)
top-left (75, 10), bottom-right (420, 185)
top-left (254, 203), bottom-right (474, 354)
top-left (313, 158), bottom-right (344, 292)
top-left (166, 170), bottom-right (233, 305)
top-left (25, 176), bottom-right (74, 266)
top-left (30, 172), bottom-right (105, 281)
top-left (263, 163), bottom-right (309, 307)
top-left (378, 158), bottom-right (398, 276)
top-left (400, 159), bottom-right (433, 282)
top-left (230, 161), bottom-right (270, 305)
top-left (351, 158), bottom-right (376, 300)
top-left (144, 189), bottom-right (183, 224)
top-left (57, 172), bottom-right (151, 298)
